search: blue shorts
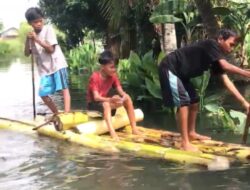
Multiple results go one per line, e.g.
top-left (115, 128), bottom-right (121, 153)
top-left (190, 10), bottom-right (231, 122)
top-left (159, 64), bottom-right (199, 107)
top-left (39, 68), bottom-right (69, 97)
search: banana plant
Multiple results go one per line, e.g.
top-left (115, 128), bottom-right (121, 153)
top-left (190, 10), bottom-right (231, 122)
top-left (117, 50), bottom-right (162, 102)
top-left (191, 71), bottom-right (211, 111)
top-left (67, 43), bottom-right (99, 74)
top-left (149, 0), bottom-right (186, 54)
top-left (180, 9), bottom-right (204, 46)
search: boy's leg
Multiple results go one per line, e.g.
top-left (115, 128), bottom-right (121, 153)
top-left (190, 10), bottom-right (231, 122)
top-left (183, 82), bottom-right (211, 141)
top-left (102, 102), bottom-right (119, 140)
top-left (122, 95), bottom-right (140, 135)
top-left (41, 96), bottom-right (58, 114)
top-left (39, 75), bottom-right (58, 114)
top-left (88, 101), bottom-right (118, 140)
top-left (188, 103), bottom-right (211, 140)
top-left (159, 67), bottom-right (197, 151)
top-left (54, 68), bottom-right (71, 113)
top-left (177, 106), bottom-right (198, 151)
top-left (62, 88), bottom-right (71, 113)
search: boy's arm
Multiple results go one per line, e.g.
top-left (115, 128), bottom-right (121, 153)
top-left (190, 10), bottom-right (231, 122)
top-left (92, 90), bottom-right (111, 102)
top-left (220, 73), bottom-right (250, 113)
top-left (29, 31), bottom-right (55, 54)
top-left (116, 86), bottom-right (127, 97)
top-left (219, 59), bottom-right (250, 78)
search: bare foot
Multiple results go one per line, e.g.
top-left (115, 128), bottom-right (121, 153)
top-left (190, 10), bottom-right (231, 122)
top-left (181, 142), bottom-right (199, 152)
top-left (189, 132), bottom-right (211, 141)
top-left (132, 128), bottom-right (142, 135)
top-left (110, 132), bottom-right (119, 141)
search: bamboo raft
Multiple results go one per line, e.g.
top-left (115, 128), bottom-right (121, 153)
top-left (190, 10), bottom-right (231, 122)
top-left (0, 107), bottom-right (250, 170)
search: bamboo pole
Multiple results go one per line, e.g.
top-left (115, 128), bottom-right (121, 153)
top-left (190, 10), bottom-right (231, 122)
top-left (76, 107), bottom-right (144, 134)
top-left (29, 39), bottom-right (36, 120)
top-left (36, 125), bottom-right (229, 169)
top-left (123, 126), bottom-right (250, 163)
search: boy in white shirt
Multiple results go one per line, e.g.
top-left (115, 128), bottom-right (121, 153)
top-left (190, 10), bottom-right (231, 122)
top-left (24, 7), bottom-right (71, 114)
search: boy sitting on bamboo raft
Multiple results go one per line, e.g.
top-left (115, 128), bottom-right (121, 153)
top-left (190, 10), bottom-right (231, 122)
top-left (86, 50), bottom-right (140, 140)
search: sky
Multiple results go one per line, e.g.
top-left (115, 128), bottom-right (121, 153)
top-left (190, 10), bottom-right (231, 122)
top-left (0, 0), bottom-right (39, 30)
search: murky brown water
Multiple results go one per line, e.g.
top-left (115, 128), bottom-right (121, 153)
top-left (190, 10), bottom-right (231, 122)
top-left (1, 58), bottom-right (250, 190)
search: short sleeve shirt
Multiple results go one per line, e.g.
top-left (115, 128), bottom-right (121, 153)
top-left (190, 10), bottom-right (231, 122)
top-left (86, 71), bottom-right (121, 103)
top-left (31, 25), bottom-right (68, 76)
top-left (162, 39), bottom-right (225, 80)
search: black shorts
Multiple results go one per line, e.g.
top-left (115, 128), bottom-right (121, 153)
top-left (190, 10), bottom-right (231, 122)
top-left (159, 61), bottom-right (199, 107)
top-left (87, 102), bottom-right (117, 116)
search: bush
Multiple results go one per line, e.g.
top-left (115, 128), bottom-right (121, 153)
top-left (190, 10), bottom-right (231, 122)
top-left (67, 43), bottom-right (99, 74)
top-left (0, 41), bottom-right (11, 56)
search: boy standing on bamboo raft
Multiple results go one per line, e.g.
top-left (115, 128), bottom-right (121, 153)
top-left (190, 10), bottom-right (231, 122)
top-left (158, 29), bottom-right (250, 151)
top-left (24, 7), bottom-right (71, 114)
top-left (86, 50), bottom-right (140, 140)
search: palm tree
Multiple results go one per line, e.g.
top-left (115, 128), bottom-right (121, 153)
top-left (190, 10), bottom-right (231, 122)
top-left (99, 0), bottom-right (154, 58)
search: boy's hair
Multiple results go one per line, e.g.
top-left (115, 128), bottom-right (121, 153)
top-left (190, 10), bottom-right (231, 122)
top-left (98, 50), bottom-right (114, 65)
top-left (217, 29), bottom-right (238, 40)
top-left (25, 7), bottom-right (44, 23)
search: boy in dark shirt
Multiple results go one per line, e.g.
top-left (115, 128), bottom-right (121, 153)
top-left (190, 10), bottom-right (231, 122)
top-left (159, 29), bottom-right (250, 151)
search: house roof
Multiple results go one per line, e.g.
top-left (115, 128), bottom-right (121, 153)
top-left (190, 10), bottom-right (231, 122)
top-left (0, 27), bottom-right (19, 37)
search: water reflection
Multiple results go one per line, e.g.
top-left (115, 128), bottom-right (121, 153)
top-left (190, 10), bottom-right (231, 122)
top-left (1, 130), bottom-right (250, 190)
top-left (1, 59), bottom-right (250, 190)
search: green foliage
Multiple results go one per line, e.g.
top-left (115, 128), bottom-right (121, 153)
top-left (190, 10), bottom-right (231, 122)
top-left (0, 41), bottom-right (11, 56)
top-left (98, 0), bottom-right (131, 28)
top-left (99, 0), bottom-right (155, 56)
top-left (18, 22), bottom-right (32, 45)
top-left (191, 71), bottom-right (211, 111)
top-left (179, 6), bottom-right (204, 45)
top-left (150, 0), bottom-right (187, 24)
top-left (117, 50), bottom-right (162, 102)
top-left (0, 22), bottom-right (30, 58)
top-left (205, 105), bottom-right (237, 132)
top-left (0, 38), bottom-right (24, 58)
top-left (39, 0), bottom-right (106, 47)
top-left (229, 109), bottom-right (247, 134)
top-left (67, 43), bottom-right (99, 74)
top-left (245, 34), bottom-right (250, 64)
top-left (205, 104), bottom-right (247, 133)
top-left (213, 2), bottom-right (250, 35)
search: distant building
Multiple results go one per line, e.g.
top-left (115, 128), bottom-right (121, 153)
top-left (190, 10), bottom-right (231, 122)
top-left (0, 27), bottom-right (19, 40)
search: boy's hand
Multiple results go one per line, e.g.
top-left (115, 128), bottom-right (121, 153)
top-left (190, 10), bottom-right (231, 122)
top-left (110, 95), bottom-right (123, 105)
top-left (121, 93), bottom-right (128, 101)
top-left (27, 31), bottom-right (39, 42)
top-left (243, 101), bottom-right (250, 115)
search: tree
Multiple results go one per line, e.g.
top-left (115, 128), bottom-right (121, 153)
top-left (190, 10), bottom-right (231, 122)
top-left (149, 0), bottom-right (187, 54)
top-left (39, 0), bottom-right (107, 47)
top-left (99, 0), bottom-right (156, 57)
top-left (194, 0), bottom-right (219, 38)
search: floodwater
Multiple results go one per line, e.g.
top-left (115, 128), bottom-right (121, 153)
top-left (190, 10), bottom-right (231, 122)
top-left (0, 58), bottom-right (250, 190)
